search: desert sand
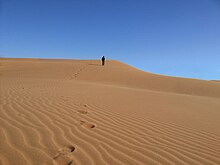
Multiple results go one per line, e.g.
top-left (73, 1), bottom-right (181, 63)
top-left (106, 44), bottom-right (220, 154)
top-left (0, 58), bottom-right (220, 165)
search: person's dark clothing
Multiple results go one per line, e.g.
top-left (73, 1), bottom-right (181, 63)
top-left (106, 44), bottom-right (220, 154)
top-left (101, 56), bottom-right (105, 66)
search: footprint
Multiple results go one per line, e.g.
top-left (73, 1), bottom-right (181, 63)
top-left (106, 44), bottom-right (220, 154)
top-left (63, 99), bottom-right (68, 102)
top-left (76, 110), bottom-right (88, 114)
top-left (80, 121), bottom-right (96, 129)
top-left (53, 146), bottom-right (75, 165)
top-left (60, 96), bottom-right (69, 102)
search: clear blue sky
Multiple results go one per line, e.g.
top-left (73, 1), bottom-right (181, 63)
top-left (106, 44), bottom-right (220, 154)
top-left (0, 0), bottom-right (220, 80)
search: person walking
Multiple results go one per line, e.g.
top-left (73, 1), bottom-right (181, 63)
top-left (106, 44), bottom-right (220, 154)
top-left (101, 56), bottom-right (105, 66)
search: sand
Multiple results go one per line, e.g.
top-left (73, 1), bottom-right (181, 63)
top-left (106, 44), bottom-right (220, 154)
top-left (0, 58), bottom-right (220, 165)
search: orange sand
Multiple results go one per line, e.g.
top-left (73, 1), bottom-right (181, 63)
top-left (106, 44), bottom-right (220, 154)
top-left (0, 58), bottom-right (220, 165)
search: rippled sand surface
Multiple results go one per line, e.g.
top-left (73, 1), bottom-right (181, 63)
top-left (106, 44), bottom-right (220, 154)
top-left (1, 58), bottom-right (220, 165)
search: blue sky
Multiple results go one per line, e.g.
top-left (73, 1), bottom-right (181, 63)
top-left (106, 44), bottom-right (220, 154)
top-left (0, 0), bottom-right (220, 80)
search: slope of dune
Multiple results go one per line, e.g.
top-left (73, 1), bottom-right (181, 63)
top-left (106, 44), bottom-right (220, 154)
top-left (1, 58), bottom-right (220, 165)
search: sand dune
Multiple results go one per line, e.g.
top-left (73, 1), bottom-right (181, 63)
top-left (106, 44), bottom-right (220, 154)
top-left (1, 58), bottom-right (220, 165)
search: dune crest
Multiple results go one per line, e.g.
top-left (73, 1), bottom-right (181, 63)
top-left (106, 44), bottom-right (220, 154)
top-left (1, 58), bottom-right (220, 165)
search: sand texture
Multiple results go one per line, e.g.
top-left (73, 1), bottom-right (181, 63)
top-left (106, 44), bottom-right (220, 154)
top-left (1, 58), bottom-right (220, 165)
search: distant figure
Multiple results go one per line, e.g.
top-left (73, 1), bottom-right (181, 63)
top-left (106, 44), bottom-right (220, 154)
top-left (101, 56), bottom-right (105, 66)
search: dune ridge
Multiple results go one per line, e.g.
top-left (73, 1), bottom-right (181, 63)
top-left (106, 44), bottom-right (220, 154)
top-left (0, 58), bottom-right (220, 165)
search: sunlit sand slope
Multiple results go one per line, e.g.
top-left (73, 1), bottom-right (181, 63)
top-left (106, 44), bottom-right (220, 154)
top-left (1, 58), bottom-right (220, 165)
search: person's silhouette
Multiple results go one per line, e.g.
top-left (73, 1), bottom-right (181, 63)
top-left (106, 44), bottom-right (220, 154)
top-left (101, 56), bottom-right (105, 66)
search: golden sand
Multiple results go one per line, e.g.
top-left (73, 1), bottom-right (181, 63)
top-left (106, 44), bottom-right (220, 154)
top-left (0, 58), bottom-right (220, 165)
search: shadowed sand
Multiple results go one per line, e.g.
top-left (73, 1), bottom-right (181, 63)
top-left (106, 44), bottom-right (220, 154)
top-left (0, 58), bottom-right (220, 165)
